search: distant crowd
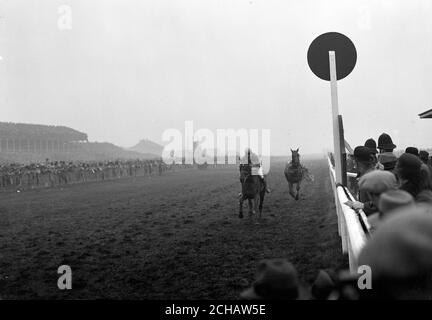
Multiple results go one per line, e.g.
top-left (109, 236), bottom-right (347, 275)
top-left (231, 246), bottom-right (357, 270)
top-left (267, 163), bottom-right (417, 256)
top-left (0, 159), bottom-right (181, 191)
top-left (240, 133), bottom-right (432, 300)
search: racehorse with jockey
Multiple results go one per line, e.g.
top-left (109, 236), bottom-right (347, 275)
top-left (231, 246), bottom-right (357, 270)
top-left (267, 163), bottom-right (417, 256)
top-left (239, 148), bottom-right (271, 194)
top-left (238, 148), bottom-right (270, 218)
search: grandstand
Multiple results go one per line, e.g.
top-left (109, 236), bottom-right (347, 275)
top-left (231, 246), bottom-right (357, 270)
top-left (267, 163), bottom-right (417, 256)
top-left (0, 122), bottom-right (158, 163)
top-left (0, 122), bottom-right (88, 154)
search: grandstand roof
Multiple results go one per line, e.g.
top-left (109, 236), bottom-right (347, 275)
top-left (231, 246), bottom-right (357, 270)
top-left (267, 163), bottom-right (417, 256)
top-left (0, 122), bottom-right (88, 141)
top-left (419, 108), bottom-right (432, 119)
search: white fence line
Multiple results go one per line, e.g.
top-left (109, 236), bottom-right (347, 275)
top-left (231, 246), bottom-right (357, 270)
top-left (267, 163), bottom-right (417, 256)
top-left (327, 156), bottom-right (370, 272)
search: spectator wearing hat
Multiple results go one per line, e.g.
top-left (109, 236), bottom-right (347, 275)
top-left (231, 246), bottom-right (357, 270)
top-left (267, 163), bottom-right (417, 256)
top-left (345, 170), bottom-right (397, 215)
top-left (405, 147), bottom-right (419, 157)
top-left (405, 148), bottom-right (432, 191)
top-left (378, 189), bottom-right (415, 218)
top-left (420, 151), bottom-right (432, 178)
top-left (345, 147), bottom-right (377, 214)
top-left (377, 133), bottom-right (398, 171)
top-left (311, 269), bottom-right (336, 300)
top-left (367, 189), bottom-right (416, 232)
top-left (240, 259), bottom-right (310, 300)
top-left (346, 153), bottom-right (358, 194)
top-left (396, 153), bottom-right (428, 199)
top-left (353, 146), bottom-right (375, 178)
top-left (357, 208), bottom-right (432, 299)
top-left (421, 166), bottom-right (432, 192)
top-left (364, 138), bottom-right (380, 167)
top-left (350, 146), bottom-right (375, 206)
top-left (419, 150), bottom-right (430, 166)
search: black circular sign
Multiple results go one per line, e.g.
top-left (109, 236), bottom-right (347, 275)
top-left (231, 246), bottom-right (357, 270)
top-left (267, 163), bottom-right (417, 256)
top-left (307, 32), bottom-right (357, 81)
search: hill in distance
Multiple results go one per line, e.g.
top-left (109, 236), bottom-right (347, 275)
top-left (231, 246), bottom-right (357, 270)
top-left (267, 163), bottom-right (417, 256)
top-left (129, 139), bottom-right (164, 157)
top-left (77, 142), bottom-right (159, 161)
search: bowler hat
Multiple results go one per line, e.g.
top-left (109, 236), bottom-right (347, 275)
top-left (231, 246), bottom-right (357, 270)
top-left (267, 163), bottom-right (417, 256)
top-left (240, 259), bottom-right (309, 300)
top-left (377, 133), bottom-right (396, 150)
top-left (353, 146), bottom-right (373, 163)
top-left (405, 147), bottom-right (419, 157)
top-left (364, 138), bottom-right (378, 154)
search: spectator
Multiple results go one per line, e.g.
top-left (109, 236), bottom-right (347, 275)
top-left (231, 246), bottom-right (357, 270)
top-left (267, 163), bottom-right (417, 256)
top-left (0, 158), bottom-right (178, 191)
top-left (357, 207), bottom-right (432, 299)
top-left (364, 138), bottom-right (379, 167)
top-left (377, 133), bottom-right (398, 171)
top-left (345, 170), bottom-right (397, 215)
top-left (367, 189), bottom-right (415, 232)
top-left (311, 269), bottom-right (336, 300)
top-left (378, 189), bottom-right (415, 218)
top-left (345, 147), bottom-right (377, 213)
top-left (419, 150), bottom-right (430, 166)
top-left (396, 153), bottom-right (427, 199)
top-left (240, 259), bottom-right (310, 300)
top-left (405, 148), bottom-right (432, 190)
top-left (416, 189), bottom-right (432, 207)
top-left (353, 146), bottom-right (375, 178)
top-left (405, 147), bottom-right (419, 157)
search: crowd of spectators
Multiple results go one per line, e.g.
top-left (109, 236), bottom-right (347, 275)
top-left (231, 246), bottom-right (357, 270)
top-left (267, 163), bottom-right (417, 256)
top-left (240, 133), bottom-right (432, 300)
top-left (0, 159), bottom-right (176, 191)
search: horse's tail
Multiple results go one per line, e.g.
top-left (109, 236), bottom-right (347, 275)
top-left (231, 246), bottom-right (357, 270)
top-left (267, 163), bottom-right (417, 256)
top-left (301, 166), bottom-right (314, 182)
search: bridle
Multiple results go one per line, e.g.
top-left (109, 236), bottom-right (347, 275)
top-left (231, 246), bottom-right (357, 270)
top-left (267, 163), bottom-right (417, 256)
top-left (291, 153), bottom-right (300, 167)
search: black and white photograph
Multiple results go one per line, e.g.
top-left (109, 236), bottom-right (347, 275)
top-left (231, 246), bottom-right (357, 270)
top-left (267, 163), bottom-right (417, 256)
top-left (1, 0), bottom-right (432, 309)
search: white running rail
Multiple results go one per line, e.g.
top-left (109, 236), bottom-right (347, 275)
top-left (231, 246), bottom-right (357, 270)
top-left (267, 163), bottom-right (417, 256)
top-left (327, 155), bottom-right (370, 272)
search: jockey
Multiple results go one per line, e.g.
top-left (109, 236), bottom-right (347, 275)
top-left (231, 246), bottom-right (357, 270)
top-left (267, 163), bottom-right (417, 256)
top-left (240, 147), bottom-right (271, 193)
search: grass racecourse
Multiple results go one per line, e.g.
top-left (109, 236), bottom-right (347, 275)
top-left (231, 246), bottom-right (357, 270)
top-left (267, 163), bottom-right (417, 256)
top-left (0, 158), bottom-right (347, 299)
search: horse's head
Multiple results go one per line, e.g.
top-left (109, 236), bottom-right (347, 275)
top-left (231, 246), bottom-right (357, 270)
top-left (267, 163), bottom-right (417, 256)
top-left (239, 163), bottom-right (252, 182)
top-left (290, 148), bottom-right (300, 165)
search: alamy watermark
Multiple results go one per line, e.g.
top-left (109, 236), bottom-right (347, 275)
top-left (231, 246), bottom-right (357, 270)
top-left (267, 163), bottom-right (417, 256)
top-left (57, 265), bottom-right (72, 290)
top-left (161, 121), bottom-right (271, 173)
top-left (57, 4), bottom-right (72, 30)
top-left (357, 265), bottom-right (372, 289)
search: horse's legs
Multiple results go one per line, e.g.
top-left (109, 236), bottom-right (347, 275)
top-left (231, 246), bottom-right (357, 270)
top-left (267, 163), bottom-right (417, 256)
top-left (295, 182), bottom-right (301, 200)
top-left (248, 199), bottom-right (254, 216)
top-left (259, 193), bottom-right (265, 218)
top-left (239, 196), bottom-right (244, 218)
top-left (288, 182), bottom-right (296, 199)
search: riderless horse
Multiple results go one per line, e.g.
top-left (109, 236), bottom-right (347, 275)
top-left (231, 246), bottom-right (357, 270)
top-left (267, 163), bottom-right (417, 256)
top-left (284, 148), bottom-right (313, 200)
top-left (239, 161), bottom-right (265, 219)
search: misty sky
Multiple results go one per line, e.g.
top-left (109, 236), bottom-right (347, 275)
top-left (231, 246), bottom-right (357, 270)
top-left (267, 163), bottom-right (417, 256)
top-left (0, 0), bottom-right (431, 155)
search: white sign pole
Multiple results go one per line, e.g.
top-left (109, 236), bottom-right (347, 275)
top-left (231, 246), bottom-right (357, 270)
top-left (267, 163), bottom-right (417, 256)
top-left (329, 51), bottom-right (343, 184)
